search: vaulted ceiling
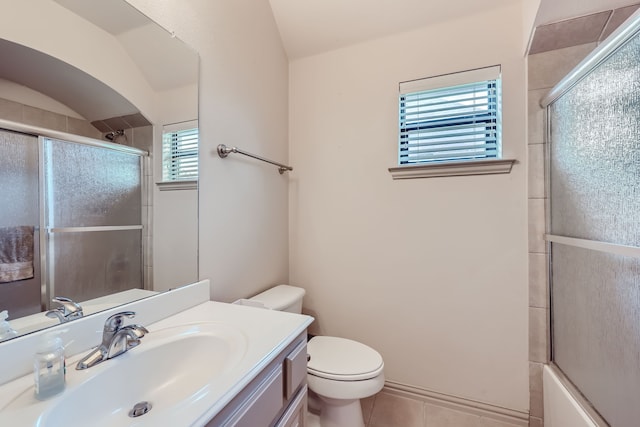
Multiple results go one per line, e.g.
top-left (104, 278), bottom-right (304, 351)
top-left (268, 0), bottom-right (518, 59)
top-left (269, 0), bottom-right (640, 59)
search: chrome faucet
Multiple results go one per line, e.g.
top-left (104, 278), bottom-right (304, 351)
top-left (75, 311), bottom-right (148, 370)
top-left (46, 296), bottom-right (83, 323)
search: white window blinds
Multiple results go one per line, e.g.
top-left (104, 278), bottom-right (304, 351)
top-left (162, 120), bottom-right (198, 181)
top-left (398, 66), bottom-right (501, 165)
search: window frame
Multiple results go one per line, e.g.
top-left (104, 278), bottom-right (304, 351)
top-left (390, 66), bottom-right (515, 179)
top-left (158, 120), bottom-right (198, 190)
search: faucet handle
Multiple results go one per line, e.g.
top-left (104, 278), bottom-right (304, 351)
top-left (104, 311), bottom-right (136, 332)
top-left (52, 296), bottom-right (83, 316)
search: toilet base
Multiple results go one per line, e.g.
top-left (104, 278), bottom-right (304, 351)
top-left (316, 395), bottom-right (365, 427)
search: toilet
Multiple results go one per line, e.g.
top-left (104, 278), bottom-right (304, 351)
top-left (247, 285), bottom-right (384, 427)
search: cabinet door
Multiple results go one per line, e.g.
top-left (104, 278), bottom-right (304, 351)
top-left (284, 341), bottom-right (307, 400)
top-left (224, 368), bottom-right (284, 427)
top-left (275, 385), bottom-right (307, 427)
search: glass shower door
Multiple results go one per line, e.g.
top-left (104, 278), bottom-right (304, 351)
top-left (43, 138), bottom-right (144, 303)
top-left (548, 29), bottom-right (640, 427)
top-left (0, 130), bottom-right (41, 318)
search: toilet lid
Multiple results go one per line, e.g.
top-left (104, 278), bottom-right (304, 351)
top-left (307, 336), bottom-right (384, 381)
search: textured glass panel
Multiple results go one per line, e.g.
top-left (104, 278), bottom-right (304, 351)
top-left (549, 35), bottom-right (640, 246)
top-left (50, 230), bottom-right (142, 302)
top-left (44, 139), bottom-right (142, 227)
top-left (552, 243), bottom-right (640, 427)
top-left (0, 130), bottom-right (41, 317)
top-left (0, 130), bottom-right (39, 226)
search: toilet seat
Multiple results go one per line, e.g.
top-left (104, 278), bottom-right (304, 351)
top-left (307, 336), bottom-right (384, 381)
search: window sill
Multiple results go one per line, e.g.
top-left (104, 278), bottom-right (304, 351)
top-left (156, 180), bottom-right (197, 191)
top-left (388, 159), bottom-right (516, 179)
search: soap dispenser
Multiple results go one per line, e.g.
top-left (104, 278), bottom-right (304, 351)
top-left (0, 310), bottom-right (18, 341)
top-left (34, 331), bottom-right (66, 399)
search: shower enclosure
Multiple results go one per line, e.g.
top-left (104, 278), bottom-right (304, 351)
top-left (542, 12), bottom-right (640, 427)
top-left (0, 128), bottom-right (145, 319)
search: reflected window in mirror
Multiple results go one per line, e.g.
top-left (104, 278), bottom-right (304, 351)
top-left (161, 120), bottom-right (199, 185)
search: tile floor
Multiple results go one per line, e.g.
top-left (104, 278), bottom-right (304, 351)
top-left (308, 391), bottom-right (523, 427)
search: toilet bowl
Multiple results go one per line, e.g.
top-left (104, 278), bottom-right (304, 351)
top-left (247, 285), bottom-right (385, 427)
top-left (307, 335), bottom-right (384, 427)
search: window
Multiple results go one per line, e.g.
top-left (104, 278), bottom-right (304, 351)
top-left (390, 66), bottom-right (512, 179)
top-left (399, 66), bottom-right (501, 165)
top-left (161, 120), bottom-right (198, 183)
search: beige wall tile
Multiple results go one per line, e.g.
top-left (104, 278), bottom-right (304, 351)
top-left (529, 307), bottom-right (549, 363)
top-left (528, 199), bottom-right (547, 253)
top-left (145, 154), bottom-right (154, 177)
top-left (529, 253), bottom-right (548, 309)
top-left (369, 392), bottom-right (423, 427)
top-left (144, 265), bottom-right (153, 290)
top-left (0, 97), bottom-right (23, 122)
top-left (529, 416), bottom-right (543, 427)
top-left (102, 116), bottom-right (130, 130)
top-left (529, 362), bottom-right (544, 418)
top-left (601, 5), bottom-right (640, 41)
top-left (91, 120), bottom-right (111, 133)
top-left (121, 128), bottom-right (134, 146)
top-left (527, 144), bottom-right (545, 199)
top-left (527, 88), bottom-right (547, 145)
top-left (132, 125), bottom-right (153, 152)
top-left (121, 112), bottom-right (151, 128)
top-left (479, 417), bottom-right (521, 427)
top-left (529, 12), bottom-right (610, 54)
top-left (424, 404), bottom-right (481, 427)
top-left (67, 116), bottom-right (102, 139)
top-left (144, 233), bottom-right (153, 264)
top-left (22, 105), bottom-right (66, 132)
top-left (528, 43), bottom-right (596, 90)
top-left (144, 173), bottom-right (154, 206)
top-left (141, 204), bottom-right (150, 235)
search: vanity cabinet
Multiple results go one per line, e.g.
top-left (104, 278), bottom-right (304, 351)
top-left (207, 332), bottom-right (308, 427)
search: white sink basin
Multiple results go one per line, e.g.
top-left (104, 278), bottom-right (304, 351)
top-left (0, 300), bottom-right (312, 427)
top-left (3, 322), bottom-right (247, 427)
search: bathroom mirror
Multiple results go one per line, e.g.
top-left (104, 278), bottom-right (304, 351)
top-left (0, 0), bottom-right (199, 340)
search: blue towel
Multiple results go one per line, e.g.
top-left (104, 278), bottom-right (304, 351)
top-left (0, 226), bottom-right (34, 283)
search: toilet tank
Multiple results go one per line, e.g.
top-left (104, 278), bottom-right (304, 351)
top-left (249, 285), bottom-right (305, 313)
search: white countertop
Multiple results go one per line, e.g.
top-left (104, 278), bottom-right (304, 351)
top-left (0, 300), bottom-right (313, 426)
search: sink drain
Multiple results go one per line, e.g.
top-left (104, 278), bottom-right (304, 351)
top-left (129, 401), bottom-right (152, 418)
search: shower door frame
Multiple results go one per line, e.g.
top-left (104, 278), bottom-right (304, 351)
top-left (38, 135), bottom-right (147, 311)
top-left (0, 118), bottom-right (148, 313)
top-left (541, 9), bottom-right (640, 427)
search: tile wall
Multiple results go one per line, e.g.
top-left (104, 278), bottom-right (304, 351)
top-left (130, 125), bottom-right (154, 291)
top-left (0, 96), bottom-right (102, 139)
top-left (527, 42), bottom-right (596, 427)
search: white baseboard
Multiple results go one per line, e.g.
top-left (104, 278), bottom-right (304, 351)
top-left (383, 381), bottom-right (530, 426)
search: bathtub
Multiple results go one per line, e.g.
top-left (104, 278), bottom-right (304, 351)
top-left (543, 365), bottom-right (604, 427)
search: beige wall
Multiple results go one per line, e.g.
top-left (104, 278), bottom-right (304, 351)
top-left (128, 0), bottom-right (291, 302)
top-left (151, 86), bottom-right (199, 292)
top-left (288, 2), bottom-right (529, 412)
top-left (523, 0), bottom-right (542, 53)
